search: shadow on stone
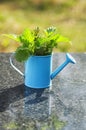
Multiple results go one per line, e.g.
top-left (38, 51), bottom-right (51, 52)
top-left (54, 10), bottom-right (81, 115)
top-left (0, 84), bottom-right (24, 112)
top-left (0, 84), bottom-right (48, 112)
top-left (24, 87), bottom-right (48, 105)
top-left (25, 96), bottom-right (48, 105)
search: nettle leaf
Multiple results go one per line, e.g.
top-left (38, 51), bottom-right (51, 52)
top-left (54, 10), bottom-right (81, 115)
top-left (45, 26), bottom-right (56, 36)
top-left (3, 34), bottom-right (20, 42)
top-left (19, 28), bottom-right (34, 44)
top-left (33, 26), bottom-right (40, 37)
top-left (3, 27), bottom-right (72, 62)
top-left (15, 46), bottom-right (30, 62)
top-left (57, 35), bottom-right (70, 43)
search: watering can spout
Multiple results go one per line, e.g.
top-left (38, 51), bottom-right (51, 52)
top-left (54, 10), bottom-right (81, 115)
top-left (50, 53), bottom-right (76, 80)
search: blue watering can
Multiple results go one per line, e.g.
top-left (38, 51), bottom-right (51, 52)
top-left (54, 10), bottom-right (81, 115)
top-left (10, 53), bottom-right (76, 89)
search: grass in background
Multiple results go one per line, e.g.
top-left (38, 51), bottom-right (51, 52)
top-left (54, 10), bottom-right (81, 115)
top-left (0, 0), bottom-right (86, 52)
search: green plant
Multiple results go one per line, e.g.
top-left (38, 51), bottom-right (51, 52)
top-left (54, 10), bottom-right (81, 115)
top-left (4, 26), bottom-right (71, 62)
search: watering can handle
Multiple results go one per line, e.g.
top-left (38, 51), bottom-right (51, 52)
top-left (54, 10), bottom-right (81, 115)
top-left (10, 53), bottom-right (24, 77)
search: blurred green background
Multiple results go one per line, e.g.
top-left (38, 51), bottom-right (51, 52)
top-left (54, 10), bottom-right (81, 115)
top-left (0, 0), bottom-right (86, 52)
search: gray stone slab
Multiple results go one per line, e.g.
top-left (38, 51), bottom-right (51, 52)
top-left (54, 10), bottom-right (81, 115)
top-left (0, 53), bottom-right (86, 130)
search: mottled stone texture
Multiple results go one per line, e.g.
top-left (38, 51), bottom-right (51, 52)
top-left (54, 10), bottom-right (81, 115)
top-left (0, 53), bottom-right (86, 130)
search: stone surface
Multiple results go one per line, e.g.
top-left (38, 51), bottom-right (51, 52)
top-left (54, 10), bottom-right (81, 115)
top-left (0, 53), bottom-right (86, 130)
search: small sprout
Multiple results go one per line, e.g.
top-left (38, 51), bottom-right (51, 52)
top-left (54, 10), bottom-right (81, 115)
top-left (46, 26), bottom-right (56, 33)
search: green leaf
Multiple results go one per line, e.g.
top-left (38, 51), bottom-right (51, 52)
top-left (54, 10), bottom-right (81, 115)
top-left (2, 34), bottom-right (20, 42)
top-left (45, 26), bottom-right (56, 36)
top-left (57, 35), bottom-right (70, 43)
top-left (15, 46), bottom-right (30, 62)
top-left (3, 27), bottom-right (72, 62)
top-left (19, 28), bottom-right (34, 44)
